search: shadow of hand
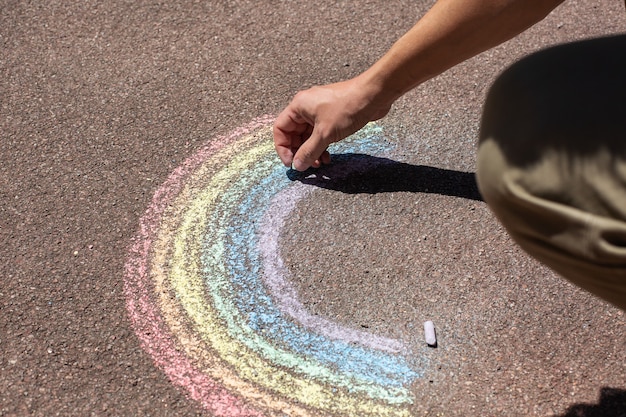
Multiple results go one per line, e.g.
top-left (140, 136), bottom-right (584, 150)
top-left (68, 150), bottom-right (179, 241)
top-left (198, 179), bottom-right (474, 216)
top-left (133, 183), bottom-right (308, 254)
top-left (286, 153), bottom-right (482, 201)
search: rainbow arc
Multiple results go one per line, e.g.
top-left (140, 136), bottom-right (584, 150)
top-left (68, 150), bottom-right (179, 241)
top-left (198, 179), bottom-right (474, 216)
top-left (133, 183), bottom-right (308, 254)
top-left (124, 116), bottom-right (422, 416)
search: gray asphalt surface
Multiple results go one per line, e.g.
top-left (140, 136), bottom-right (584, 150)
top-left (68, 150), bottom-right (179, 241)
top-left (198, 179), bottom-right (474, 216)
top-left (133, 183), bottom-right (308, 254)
top-left (1, 0), bottom-right (625, 416)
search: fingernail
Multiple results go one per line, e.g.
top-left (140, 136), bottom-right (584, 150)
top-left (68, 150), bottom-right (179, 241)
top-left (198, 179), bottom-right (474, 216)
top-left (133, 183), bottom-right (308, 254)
top-left (292, 159), bottom-right (303, 172)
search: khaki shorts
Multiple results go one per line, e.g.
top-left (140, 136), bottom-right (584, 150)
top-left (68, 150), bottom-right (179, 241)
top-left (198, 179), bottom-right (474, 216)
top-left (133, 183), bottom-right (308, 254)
top-left (476, 35), bottom-right (626, 310)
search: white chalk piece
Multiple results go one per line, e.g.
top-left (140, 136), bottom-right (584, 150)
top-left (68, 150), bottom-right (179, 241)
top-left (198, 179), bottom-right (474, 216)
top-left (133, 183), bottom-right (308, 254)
top-left (424, 321), bottom-right (437, 347)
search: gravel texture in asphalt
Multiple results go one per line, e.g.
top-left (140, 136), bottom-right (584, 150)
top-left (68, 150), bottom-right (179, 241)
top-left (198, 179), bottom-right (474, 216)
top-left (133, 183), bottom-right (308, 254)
top-left (1, 1), bottom-right (625, 416)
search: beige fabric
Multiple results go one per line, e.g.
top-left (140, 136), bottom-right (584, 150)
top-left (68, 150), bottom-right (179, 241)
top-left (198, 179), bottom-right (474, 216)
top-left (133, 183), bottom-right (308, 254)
top-left (476, 35), bottom-right (626, 310)
top-left (478, 140), bottom-right (626, 309)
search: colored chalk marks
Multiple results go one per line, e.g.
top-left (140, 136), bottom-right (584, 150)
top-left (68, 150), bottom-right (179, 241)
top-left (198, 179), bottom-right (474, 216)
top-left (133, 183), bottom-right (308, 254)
top-left (124, 116), bottom-right (422, 416)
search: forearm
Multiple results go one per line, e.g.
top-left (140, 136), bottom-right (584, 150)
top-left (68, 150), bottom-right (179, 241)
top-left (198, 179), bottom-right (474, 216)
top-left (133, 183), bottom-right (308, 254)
top-left (359, 0), bottom-right (565, 106)
top-left (273, 0), bottom-right (566, 170)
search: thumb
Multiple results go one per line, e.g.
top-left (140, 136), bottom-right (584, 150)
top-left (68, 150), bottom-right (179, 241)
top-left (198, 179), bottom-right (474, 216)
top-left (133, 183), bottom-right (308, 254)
top-left (292, 128), bottom-right (329, 171)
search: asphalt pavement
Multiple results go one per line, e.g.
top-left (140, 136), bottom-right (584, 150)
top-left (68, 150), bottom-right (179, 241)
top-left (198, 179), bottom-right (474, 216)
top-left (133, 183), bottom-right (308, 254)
top-left (1, 1), bottom-right (625, 416)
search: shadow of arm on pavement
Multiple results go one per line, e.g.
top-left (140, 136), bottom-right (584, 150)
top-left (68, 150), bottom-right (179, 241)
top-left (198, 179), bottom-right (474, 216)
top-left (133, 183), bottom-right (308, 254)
top-left (553, 387), bottom-right (626, 417)
top-left (286, 153), bottom-right (482, 201)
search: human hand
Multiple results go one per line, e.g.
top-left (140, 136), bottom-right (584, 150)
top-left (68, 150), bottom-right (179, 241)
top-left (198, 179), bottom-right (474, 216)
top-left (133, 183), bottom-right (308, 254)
top-left (273, 77), bottom-right (392, 171)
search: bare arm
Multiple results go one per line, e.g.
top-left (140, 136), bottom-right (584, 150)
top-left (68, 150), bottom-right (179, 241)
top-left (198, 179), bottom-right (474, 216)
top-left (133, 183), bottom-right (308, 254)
top-left (274, 0), bottom-right (565, 171)
top-left (365, 0), bottom-right (564, 103)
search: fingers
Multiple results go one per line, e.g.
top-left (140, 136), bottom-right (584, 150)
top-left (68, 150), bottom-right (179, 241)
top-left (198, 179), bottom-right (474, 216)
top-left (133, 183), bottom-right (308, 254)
top-left (273, 85), bottom-right (348, 171)
top-left (272, 108), bottom-right (309, 167)
top-left (292, 127), bottom-right (331, 171)
top-left (273, 96), bottom-right (331, 171)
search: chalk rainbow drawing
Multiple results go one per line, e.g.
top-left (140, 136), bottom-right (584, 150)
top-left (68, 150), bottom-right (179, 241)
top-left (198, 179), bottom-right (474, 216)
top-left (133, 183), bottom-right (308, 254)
top-left (124, 116), bottom-right (422, 416)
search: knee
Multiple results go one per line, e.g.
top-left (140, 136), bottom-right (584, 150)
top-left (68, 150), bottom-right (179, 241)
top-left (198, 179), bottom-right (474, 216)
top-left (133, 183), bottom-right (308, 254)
top-left (475, 36), bottom-right (626, 310)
